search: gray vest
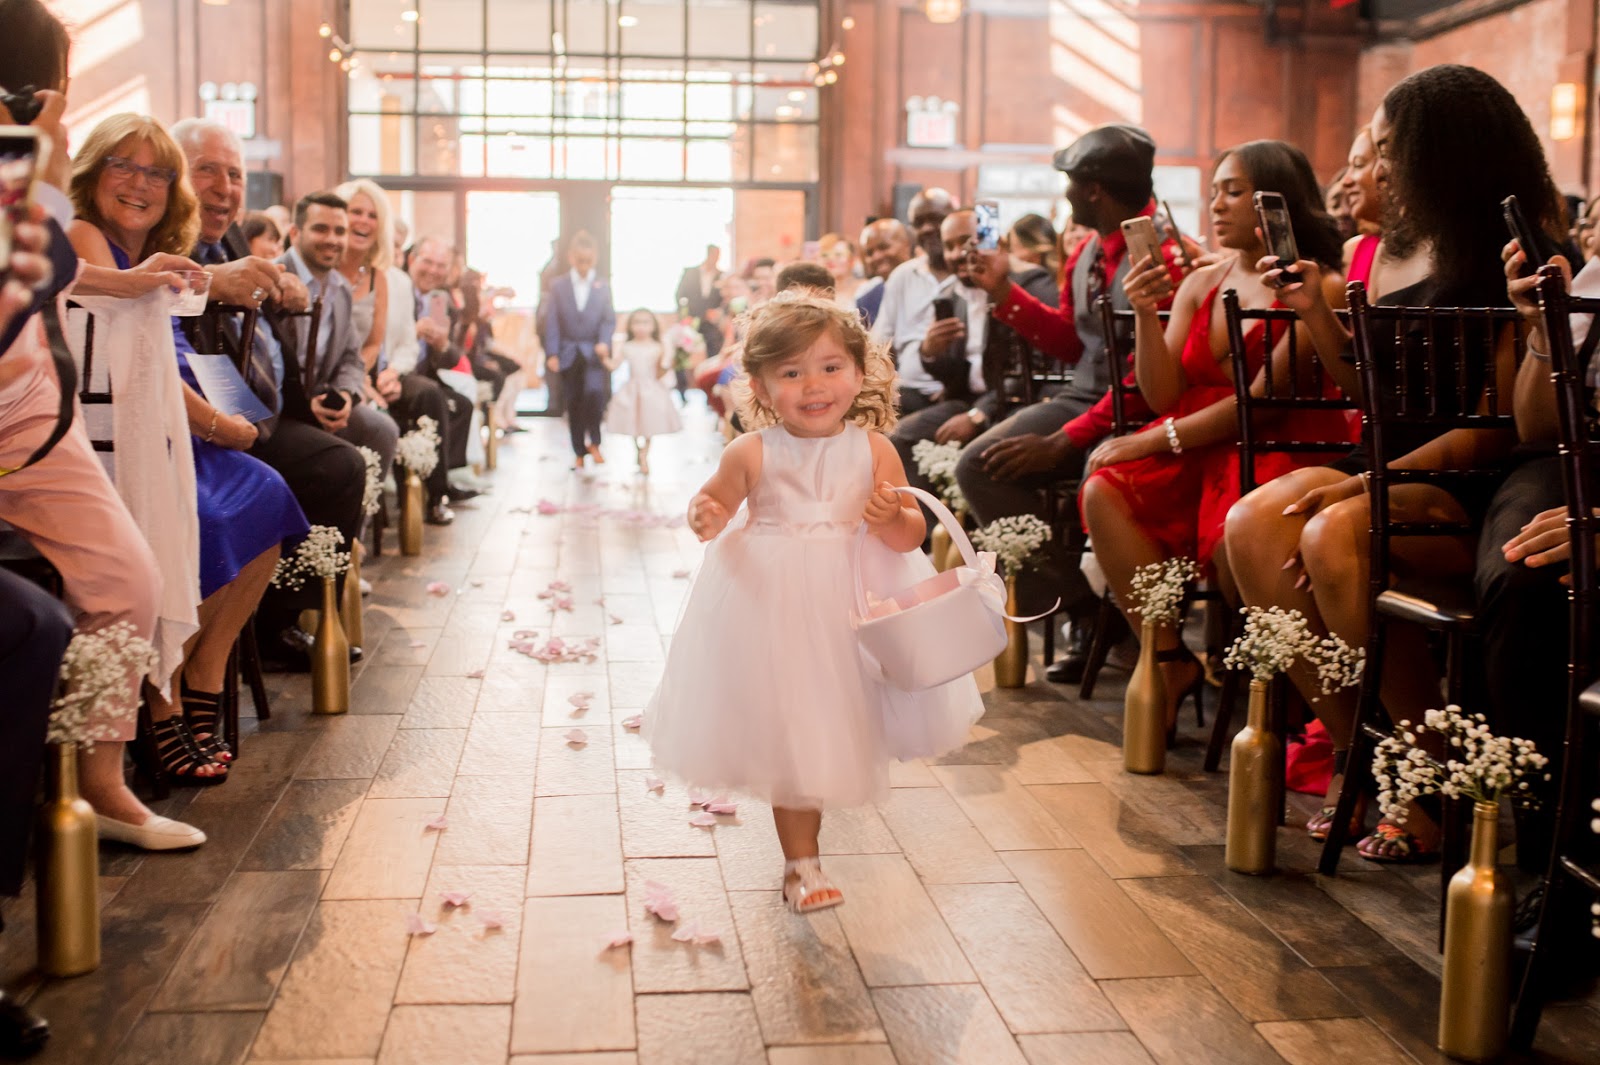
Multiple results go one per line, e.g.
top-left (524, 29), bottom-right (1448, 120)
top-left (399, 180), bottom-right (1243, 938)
top-left (1065, 232), bottom-right (1133, 405)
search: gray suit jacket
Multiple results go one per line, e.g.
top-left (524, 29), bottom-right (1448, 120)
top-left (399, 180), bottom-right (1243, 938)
top-left (275, 248), bottom-right (367, 400)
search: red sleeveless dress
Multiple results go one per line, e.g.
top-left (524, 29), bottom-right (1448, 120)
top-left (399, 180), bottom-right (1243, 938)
top-left (1081, 280), bottom-right (1351, 570)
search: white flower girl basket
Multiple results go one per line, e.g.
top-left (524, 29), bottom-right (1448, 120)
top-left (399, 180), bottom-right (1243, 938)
top-left (851, 486), bottom-right (1053, 691)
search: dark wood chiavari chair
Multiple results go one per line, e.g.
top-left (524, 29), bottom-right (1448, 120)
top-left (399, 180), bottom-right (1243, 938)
top-left (1317, 282), bottom-right (1526, 942)
top-left (1510, 266), bottom-right (1600, 1046)
top-left (1204, 292), bottom-right (1360, 780)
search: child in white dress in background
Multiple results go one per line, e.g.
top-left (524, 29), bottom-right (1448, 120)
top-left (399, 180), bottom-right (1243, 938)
top-left (604, 309), bottom-right (683, 474)
top-left (643, 291), bottom-right (984, 913)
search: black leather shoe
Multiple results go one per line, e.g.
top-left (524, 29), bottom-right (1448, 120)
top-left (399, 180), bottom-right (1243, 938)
top-left (425, 502), bottom-right (455, 526)
top-left (0, 990), bottom-right (50, 1054)
top-left (262, 626), bottom-right (362, 673)
top-left (447, 486), bottom-right (482, 503)
top-left (1045, 622), bottom-right (1095, 685)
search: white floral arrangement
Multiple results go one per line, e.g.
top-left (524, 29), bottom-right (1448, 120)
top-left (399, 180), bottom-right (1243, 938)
top-left (395, 415), bottom-right (441, 479)
top-left (48, 621), bottom-right (156, 748)
top-left (1222, 606), bottom-right (1365, 695)
top-left (970, 514), bottom-right (1051, 575)
top-left (1371, 704), bottom-right (1551, 821)
top-left (1128, 557), bottom-right (1200, 627)
top-left (358, 446), bottom-right (383, 517)
top-left (910, 438), bottom-right (968, 512)
top-left (271, 525), bottom-right (352, 591)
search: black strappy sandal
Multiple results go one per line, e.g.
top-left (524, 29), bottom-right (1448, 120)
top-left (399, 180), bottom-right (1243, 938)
top-left (181, 679), bottom-right (233, 763)
top-left (1156, 646), bottom-right (1206, 746)
top-left (150, 717), bottom-right (228, 786)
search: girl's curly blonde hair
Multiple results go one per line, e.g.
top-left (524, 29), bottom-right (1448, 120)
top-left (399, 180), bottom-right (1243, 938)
top-left (731, 288), bottom-right (898, 433)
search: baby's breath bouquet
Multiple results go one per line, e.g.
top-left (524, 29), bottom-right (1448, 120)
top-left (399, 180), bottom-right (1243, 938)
top-left (970, 514), bottom-right (1051, 575)
top-left (272, 525), bottom-right (352, 591)
top-left (1222, 606), bottom-right (1365, 696)
top-left (1128, 558), bottom-right (1200, 627)
top-left (395, 415), bottom-right (441, 479)
top-left (358, 446), bottom-right (383, 517)
top-left (48, 621), bottom-right (156, 748)
top-left (910, 439), bottom-right (967, 512)
top-left (1372, 705), bottom-right (1550, 821)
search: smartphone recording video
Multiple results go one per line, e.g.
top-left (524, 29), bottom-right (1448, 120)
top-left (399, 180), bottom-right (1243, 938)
top-left (0, 126), bottom-right (40, 267)
top-left (1501, 195), bottom-right (1547, 277)
top-left (974, 201), bottom-right (1001, 253)
top-left (1253, 192), bottom-right (1300, 284)
top-left (1119, 216), bottom-right (1162, 273)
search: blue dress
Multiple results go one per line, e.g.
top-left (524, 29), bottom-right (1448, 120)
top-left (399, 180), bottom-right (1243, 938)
top-left (109, 244), bottom-right (308, 598)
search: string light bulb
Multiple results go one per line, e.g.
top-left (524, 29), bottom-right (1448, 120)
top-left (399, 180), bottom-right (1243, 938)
top-left (842, 15), bottom-right (855, 29)
top-left (328, 47), bottom-right (343, 62)
top-left (401, 7), bottom-right (420, 21)
top-left (318, 22), bottom-right (332, 37)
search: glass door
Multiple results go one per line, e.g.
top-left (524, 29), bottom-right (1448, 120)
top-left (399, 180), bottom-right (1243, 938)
top-left (464, 189), bottom-right (563, 414)
top-left (608, 185), bottom-right (734, 313)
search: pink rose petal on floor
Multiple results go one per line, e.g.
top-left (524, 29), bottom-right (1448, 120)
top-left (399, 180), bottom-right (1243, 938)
top-left (594, 596), bottom-right (606, 605)
top-left (478, 910), bottom-right (505, 931)
top-left (609, 613), bottom-right (624, 625)
top-left (469, 578), bottom-right (486, 586)
top-left (602, 930), bottom-right (634, 949)
top-left (642, 882), bottom-right (680, 922)
top-left (687, 790), bottom-right (709, 808)
top-left (706, 801), bottom-right (738, 815)
top-left (672, 569), bottom-right (691, 579)
top-left (426, 581), bottom-right (450, 596)
top-left (688, 811), bottom-right (718, 828)
top-left (644, 775), bottom-right (665, 793)
top-left (554, 595), bottom-right (574, 611)
top-left (620, 713), bottom-right (642, 731)
top-left (440, 892), bottom-right (471, 908)
top-left (409, 639), bottom-right (427, 649)
top-left (405, 913), bottom-right (438, 936)
top-left (537, 589), bottom-right (554, 600)
top-left (564, 728), bottom-right (588, 747)
top-left (549, 580), bottom-right (572, 591)
top-left (466, 669), bottom-right (485, 679)
top-left (425, 815), bottom-right (448, 831)
top-left (537, 499), bottom-right (561, 514)
top-left (513, 629), bottom-right (539, 639)
top-left (671, 922), bottom-right (721, 946)
top-left (501, 609), bottom-right (515, 622)
top-left (568, 691), bottom-right (595, 711)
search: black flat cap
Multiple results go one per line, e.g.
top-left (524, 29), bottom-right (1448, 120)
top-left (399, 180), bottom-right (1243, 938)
top-left (1052, 124), bottom-right (1156, 187)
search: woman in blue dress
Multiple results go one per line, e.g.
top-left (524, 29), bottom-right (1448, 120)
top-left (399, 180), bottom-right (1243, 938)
top-left (68, 113), bottom-right (308, 785)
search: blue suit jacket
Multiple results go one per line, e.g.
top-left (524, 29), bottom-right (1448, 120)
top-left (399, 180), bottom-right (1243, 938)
top-left (856, 281), bottom-right (886, 328)
top-left (544, 273), bottom-right (616, 394)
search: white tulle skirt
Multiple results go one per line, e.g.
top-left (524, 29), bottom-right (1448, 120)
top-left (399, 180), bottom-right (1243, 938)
top-left (643, 518), bottom-right (985, 809)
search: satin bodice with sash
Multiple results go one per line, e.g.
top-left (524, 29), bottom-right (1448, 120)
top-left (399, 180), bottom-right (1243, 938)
top-left (745, 423), bottom-right (871, 539)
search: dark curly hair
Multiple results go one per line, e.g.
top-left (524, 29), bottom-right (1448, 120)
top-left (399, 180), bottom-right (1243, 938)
top-left (1217, 140), bottom-right (1345, 272)
top-left (1381, 64), bottom-right (1561, 302)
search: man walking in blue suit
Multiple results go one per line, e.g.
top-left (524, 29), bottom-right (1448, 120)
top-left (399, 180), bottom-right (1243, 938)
top-left (544, 231), bottom-right (617, 469)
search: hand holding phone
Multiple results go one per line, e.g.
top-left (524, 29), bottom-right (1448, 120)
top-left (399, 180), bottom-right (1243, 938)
top-left (0, 126), bottom-right (40, 269)
top-left (932, 296), bottom-right (956, 321)
top-left (1253, 191), bottom-right (1301, 285)
top-left (1120, 216), bottom-right (1163, 273)
top-left (1502, 195), bottom-right (1547, 277)
top-left (974, 201), bottom-right (1001, 253)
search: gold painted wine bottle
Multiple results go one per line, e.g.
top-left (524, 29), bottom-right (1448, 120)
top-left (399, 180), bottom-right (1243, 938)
top-left (312, 576), bottom-right (351, 715)
top-left (1225, 679), bottom-right (1278, 874)
top-left (1123, 619), bottom-right (1167, 774)
top-left (36, 742), bottom-right (100, 976)
top-left (484, 404), bottom-right (499, 471)
top-left (992, 573), bottom-right (1027, 688)
top-left (400, 468), bottom-right (423, 556)
top-left (340, 538), bottom-right (364, 652)
top-left (1438, 800), bottom-right (1513, 1062)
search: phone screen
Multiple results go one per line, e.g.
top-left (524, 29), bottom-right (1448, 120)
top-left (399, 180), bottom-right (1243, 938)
top-left (426, 291), bottom-right (450, 328)
top-left (0, 126), bottom-right (40, 266)
top-left (1501, 195), bottom-right (1547, 276)
top-left (974, 201), bottom-right (1001, 252)
top-left (932, 296), bottom-right (956, 321)
top-left (1253, 192), bottom-right (1300, 280)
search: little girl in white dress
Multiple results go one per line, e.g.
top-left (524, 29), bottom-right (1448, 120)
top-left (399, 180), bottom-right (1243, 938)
top-left (604, 308), bottom-right (682, 474)
top-left (644, 290), bottom-right (984, 913)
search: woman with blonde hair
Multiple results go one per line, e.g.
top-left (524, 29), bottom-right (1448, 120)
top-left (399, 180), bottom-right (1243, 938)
top-left (817, 233), bottom-right (867, 311)
top-left (334, 178), bottom-right (393, 400)
top-left (68, 113), bottom-right (307, 805)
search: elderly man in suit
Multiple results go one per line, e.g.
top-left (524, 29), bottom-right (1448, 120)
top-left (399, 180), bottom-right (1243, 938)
top-left (173, 119), bottom-right (372, 667)
top-left (544, 231), bottom-right (616, 469)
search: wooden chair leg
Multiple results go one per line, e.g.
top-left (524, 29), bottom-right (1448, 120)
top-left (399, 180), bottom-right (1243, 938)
top-left (1437, 793), bottom-right (1471, 951)
top-left (1077, 594), bottom-right (1118, 700)
top-left (1320, 616), bottom-right (1390, 876)
top-left (224, 642), bottom-right (242, 759)
top-left (1270, 677), bottom-right (1289, 825)
top-left (241, 614), bottom-right (271, 722)
top-left (1203, 678), bottom-right (1235, 771)
top-left (133, 698), bottom-right (170, 802)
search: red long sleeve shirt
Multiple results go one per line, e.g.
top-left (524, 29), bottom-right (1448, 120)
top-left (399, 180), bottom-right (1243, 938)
top-left (992, 202), bottom-right (1184, 449)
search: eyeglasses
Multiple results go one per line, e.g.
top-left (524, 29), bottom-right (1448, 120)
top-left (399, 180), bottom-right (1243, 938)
top-left (103, 155), bottom-right (177, 189)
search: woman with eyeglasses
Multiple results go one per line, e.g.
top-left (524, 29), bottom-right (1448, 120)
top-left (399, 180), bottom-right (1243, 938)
top-left (66, 113), bottom-right (308, 804)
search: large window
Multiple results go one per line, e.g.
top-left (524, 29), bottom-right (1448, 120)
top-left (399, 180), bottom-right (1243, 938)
top-left (346, 0), bottom-right (822, 183)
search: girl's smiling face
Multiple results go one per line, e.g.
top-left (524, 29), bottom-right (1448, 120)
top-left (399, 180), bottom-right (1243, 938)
top-left (750, 327), bottom-right (864, 437)
top-left (629, 311), bottom-right (656, 339)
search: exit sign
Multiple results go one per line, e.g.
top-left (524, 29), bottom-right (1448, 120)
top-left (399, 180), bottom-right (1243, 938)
top-left (204, 99), bottom-right (256, 140)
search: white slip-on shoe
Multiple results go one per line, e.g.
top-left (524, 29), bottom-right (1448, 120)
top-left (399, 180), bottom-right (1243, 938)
top-left (95, 813), bottom-right (206, 851)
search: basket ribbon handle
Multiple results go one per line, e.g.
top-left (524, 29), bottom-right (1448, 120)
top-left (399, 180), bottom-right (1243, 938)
top-left (851, 485), bottom-right (1058, 624)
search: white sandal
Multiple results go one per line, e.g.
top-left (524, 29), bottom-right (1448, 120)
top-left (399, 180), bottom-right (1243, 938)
top-left (782, 857), bottom-right (844, 914)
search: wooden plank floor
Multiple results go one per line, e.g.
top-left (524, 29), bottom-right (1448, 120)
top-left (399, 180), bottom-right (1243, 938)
top-left (12, 410), bottom-right (1600, 1065)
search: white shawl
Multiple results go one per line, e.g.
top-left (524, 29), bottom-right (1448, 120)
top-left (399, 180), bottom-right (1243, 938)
top-left (65, 290), bottom-right (200, 694)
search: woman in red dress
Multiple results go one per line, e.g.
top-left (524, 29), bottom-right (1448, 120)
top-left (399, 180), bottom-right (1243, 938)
top-left (1079, 140), bottom-right (1351, 727)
